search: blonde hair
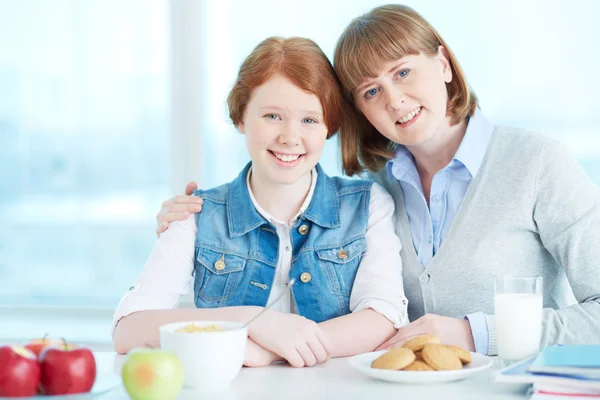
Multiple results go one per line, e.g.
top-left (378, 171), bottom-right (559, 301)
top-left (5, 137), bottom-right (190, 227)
top-left (334, 4), bottom-right (478, 175)
top-left (228, 36), bottom-right (351, 138)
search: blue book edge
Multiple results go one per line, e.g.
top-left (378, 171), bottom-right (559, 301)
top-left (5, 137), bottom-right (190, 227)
top-left (496, 346), bottom-right (600, 384)
top-left (529, 345), bottom-right (600, 370)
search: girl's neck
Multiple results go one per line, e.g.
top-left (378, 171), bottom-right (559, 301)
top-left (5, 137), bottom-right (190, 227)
top-left (407, 117), bottom-right (468, 177)
top-left (249, 168), bottom-right (313, 224)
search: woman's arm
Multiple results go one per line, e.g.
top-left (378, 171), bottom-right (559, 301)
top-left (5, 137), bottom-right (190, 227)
top-left (458, 139), bottom-right (600, 356)
top-left (529, 140), bottom-right (600, 348)
top-left (317, 183), bottom-right (408, 357)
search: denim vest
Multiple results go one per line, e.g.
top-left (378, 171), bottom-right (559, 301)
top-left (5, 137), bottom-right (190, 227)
top-left (192, 163), bottom-right (373, 323)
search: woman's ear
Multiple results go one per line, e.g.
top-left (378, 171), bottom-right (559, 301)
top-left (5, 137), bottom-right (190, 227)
top-left (437, 45), bottom-right (452, 84)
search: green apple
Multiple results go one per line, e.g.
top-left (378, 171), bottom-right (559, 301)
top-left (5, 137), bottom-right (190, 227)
top-left (121, 349), bottom-right (184, 400)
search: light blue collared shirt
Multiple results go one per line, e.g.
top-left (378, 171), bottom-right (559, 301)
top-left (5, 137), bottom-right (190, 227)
top-left (387, 109), bottom-right (494, 354)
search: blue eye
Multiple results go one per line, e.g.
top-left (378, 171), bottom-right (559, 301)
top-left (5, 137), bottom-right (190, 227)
top-left (365, 88), bottom-right (378, 98)
top-left (265, 114), bottom-right (281, 120)
top-left (397, 69), bottom-right (410, 78)
top-left (302, 118), bottom-right (317, 124)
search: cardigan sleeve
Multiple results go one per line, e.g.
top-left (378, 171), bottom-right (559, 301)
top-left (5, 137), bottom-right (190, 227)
top-left (530, 139), bottom-right (600, 348)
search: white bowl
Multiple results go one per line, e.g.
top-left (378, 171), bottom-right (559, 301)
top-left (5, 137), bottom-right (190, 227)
top-left (159, 320), bottom-right (247, 392)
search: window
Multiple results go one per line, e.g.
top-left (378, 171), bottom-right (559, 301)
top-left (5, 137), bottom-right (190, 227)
top-left (0, 1), bottom-right (170, 309)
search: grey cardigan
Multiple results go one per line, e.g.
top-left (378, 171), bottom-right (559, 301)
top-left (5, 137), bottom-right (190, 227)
top-left (372, 125), bottom-right (600, 355)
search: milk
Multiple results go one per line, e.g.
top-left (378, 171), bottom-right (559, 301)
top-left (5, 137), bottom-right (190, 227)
top-left (494, 293), bottom-right (543, 361)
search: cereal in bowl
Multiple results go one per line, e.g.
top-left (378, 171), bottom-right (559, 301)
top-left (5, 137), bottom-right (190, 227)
top-left (176, 323), bottom-right (223, 333)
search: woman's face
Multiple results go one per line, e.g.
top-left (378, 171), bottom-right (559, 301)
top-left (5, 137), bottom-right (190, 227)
top-left (353, 48), bottom-right (452, 149)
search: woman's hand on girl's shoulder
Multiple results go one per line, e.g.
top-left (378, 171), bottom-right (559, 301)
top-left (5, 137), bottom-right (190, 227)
top-left (156, 181), bottom-right (203, 236)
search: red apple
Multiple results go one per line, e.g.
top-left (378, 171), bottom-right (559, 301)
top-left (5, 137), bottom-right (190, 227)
top-left (0, 346), bottom-right (41, 397)
top-left (24, 335), bottom-right (64, 357)
top-left (39, 342), bottom-right (96, 395)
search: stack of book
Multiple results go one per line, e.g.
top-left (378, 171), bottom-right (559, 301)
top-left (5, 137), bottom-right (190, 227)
top-left (496, 345), bottom-right (600, 399)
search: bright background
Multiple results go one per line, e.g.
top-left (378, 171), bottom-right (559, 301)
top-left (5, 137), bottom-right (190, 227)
top-left (1, 0), bottom-right (599, 349)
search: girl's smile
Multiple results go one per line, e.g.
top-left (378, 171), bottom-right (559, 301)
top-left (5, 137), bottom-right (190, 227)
top-left (268, 150), bottom-right (306, 168)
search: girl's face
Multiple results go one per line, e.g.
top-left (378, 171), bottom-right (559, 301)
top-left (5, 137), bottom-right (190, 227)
top-left (238, 74), bottom-right (328, 186)
top-left (353, 48), bottom-right (452, 149)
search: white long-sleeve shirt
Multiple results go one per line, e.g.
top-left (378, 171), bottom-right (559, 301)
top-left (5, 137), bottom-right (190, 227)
top-left (113, 169), bottom-right (409, 334)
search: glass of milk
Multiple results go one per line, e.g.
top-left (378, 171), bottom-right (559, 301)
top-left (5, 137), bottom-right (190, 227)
top-left (494, 275), bottom-right (543, 366)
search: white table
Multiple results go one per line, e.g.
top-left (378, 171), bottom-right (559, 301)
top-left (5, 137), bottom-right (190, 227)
top-left (94, 352), bottom-right (530, 399)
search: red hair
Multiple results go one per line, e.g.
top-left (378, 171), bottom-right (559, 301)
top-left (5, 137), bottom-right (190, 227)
top-left (227, 37), bottom-right (349, 138)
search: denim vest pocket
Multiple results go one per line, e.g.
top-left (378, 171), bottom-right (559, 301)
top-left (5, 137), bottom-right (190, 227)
top-left (315, 237), bottom-right (366, 296)
top-left (194, 246), bottom-right (247, 304)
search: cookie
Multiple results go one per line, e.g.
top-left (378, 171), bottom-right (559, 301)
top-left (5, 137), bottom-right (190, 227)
top-left (371, 348), bottom-right (415, 370)
top-left (421, 344), bottom-right (462, 371)
top-left (443, 345), bottom-right (472, 365)
top-left (402, 334), bottom-right (441, 352)
top-left (403, 360), bottom-right (435, 371)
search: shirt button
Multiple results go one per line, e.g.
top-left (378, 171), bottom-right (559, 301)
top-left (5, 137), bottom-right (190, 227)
top-left (300, 272), bottom-right (312, 283)
top-left (285, 245), bottom-right (290, 251)
top-left (419, 273), bottom-right (430, 284)
top-left (428, 236), bottom-right (432, 244)
top-left (432, 195), bottom-right (440, 202)
top-left (298, 225), bottom-right (309, 235)
top-left (129, 286), bottom-right (135, 291)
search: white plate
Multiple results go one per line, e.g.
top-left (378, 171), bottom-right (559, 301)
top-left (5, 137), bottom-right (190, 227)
top-left (348, 350), bottom-right (493, 384)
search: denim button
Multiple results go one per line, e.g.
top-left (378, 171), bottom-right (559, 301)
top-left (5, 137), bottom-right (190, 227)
top-left (214, 254), bottom-right (226, 271)
top-left (337, 247), bottom-right (348, 259)
top-left (214, 260), bottom-right (225, 271)
top-left (300, 272), bottom-right (312, 283)
top-left (419, 273), bottom-right (430, 284)
top-left (298, 225), bottom-right (309, 235)
top-left (285, 246), bottom-right (290, 251)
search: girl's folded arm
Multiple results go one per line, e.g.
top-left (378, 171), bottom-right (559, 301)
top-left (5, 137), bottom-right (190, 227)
top-left (113, 307), bottom-right (262, 354)
top-left (318, 309), bottom-right (396, 358)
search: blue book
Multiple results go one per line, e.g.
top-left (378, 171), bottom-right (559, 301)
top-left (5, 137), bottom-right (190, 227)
top-left (528, 345), bottom-right (600, 380)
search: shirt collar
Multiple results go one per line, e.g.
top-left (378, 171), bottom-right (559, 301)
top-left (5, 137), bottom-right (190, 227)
top-left (386, 145), bottom-right (415, 182)
top-left (227, 162), bottom-right (338, 238)
top-left (386, 108), bottom-right (493, 181)
top-left (246, 166), bottom-right (318, 226)
top-left (452, 108), bottom-right (493, 177)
